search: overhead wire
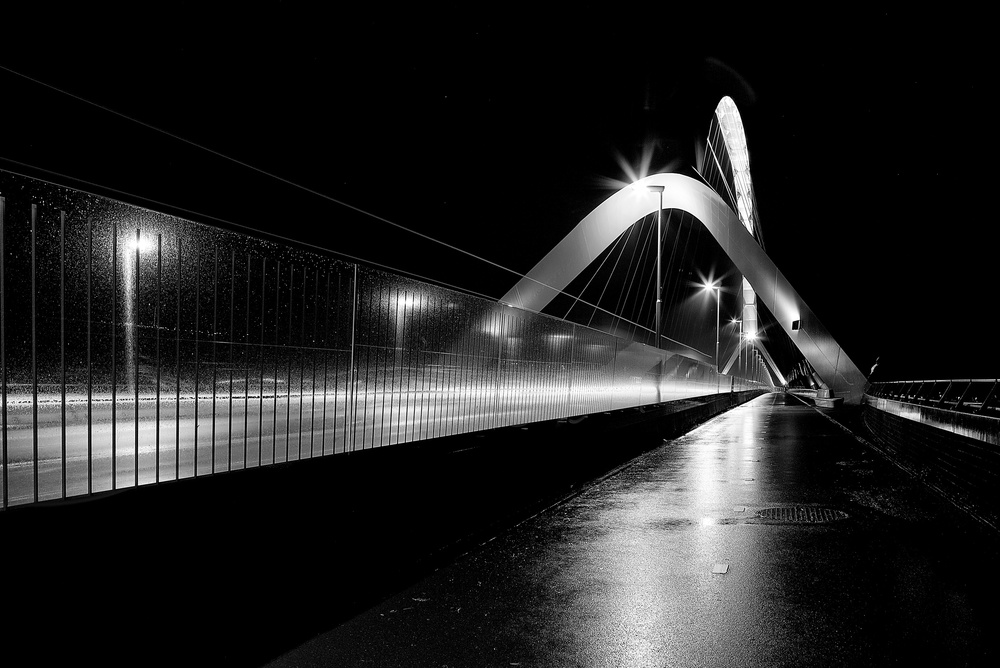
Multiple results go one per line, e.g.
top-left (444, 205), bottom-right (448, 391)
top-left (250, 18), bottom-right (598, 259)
top-left (3, 155), bottom-right (693, 351)
top-left (586, 218), bottom-right (637, 329)
top-left (0, 157), bottom-right (505, 306)
top-left (634, 227), bottom-right (660, 336)
top-left (0, 63), bottom-right (522, 283)
top-left (616, 213), bottom-right (654, 336)
top-left (0, 63), bottom-right (706, 355)
top-left (562, 228), bottom-right (627, 321)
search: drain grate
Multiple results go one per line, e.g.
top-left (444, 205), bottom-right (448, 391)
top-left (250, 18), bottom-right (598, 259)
top-left (756, 507), bottom-right (848, 523)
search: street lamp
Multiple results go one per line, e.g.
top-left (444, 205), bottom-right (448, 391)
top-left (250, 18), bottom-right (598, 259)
top-left (702, 280), bottom-right (721, 373)
top-left (647, 185), bottom-right (665, 348)
top-left (745, 332), bottom-right (757, 386)
top-left (731, 317), bottom-right (742, 381)
top-left (123, 228), bottom-right (155, 395)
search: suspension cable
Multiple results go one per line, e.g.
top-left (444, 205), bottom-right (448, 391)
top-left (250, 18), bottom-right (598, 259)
top-left (0, 65), bottom-right (707, 355)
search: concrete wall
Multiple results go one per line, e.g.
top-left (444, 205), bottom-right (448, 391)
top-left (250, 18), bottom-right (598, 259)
top-left (865, 395), bottom-right (1000, 445)
top-left (862, 399), bottom-right (1000, 525)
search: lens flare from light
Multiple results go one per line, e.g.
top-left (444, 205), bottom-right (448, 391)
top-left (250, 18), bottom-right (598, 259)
top-left (126, 235), bottom-right (154, 254)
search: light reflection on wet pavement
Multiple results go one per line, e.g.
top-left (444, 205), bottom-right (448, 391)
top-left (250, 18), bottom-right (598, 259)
top-left (269, 393), bottom-right (1000, 667)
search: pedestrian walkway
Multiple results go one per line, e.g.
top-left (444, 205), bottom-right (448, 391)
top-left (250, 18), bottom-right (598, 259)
top-left (268, 393), bottom-right (1000, 667)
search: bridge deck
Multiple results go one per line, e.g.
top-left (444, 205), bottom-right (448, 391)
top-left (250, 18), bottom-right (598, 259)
top-left (269, 394), bottom-right (1000, 667)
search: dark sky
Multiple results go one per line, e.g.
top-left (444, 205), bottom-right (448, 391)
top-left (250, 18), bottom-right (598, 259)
top-left (1, 7), bottom-right (994, 381)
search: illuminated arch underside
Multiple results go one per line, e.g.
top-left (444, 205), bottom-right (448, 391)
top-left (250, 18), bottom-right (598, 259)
top-left (713, 96), bottom-right (763, 366)
top-left (500, 173), bottom-right (867, 404)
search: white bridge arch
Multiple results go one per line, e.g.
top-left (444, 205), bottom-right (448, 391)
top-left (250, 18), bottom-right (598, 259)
top-left (500, 172), bottom-right (867, 404)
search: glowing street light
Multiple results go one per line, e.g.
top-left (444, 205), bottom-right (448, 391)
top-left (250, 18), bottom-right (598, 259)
top-left (126, 234), bottom-right (155, 254)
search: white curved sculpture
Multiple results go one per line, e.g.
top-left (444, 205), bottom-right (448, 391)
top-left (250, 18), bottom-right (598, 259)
top-left (710, 96), bottom-right (762, 350)
top-left (500, 173), bottom-right (868, 404)
top-left (712, 96), bottom-right (760, 241)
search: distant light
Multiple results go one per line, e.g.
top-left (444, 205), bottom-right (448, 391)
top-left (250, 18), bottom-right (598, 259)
top-left (700, 517), bottom-right (717, 526)
top-left (746, 332), bottom-right (757, 341)
top-left (481, 320), bottom-right (504, 336)
top-left (126, 235), bottom-right (154, 254)
top-left (394, 294), bottom-right (423, 310)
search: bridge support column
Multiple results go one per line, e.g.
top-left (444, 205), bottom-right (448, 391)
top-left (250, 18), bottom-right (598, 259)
top-left (814, 387), bottom-right (843, 408)
top-left (810, 368), bottom-right (843, 408)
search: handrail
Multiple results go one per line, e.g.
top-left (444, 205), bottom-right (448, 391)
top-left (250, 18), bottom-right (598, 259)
top-left (871, 378), bottom-right (999, 384)
top-left (866, 379), bottom-right (1000, 417)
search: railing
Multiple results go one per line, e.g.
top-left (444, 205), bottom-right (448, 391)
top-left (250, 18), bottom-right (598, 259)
top-left (862, 380), bottom-right (1000, 528)
top-left (864, 380), bottom-right (1000, 446)
top-left (0, 169), bottom-right (766, 509)
top-left (866, 380), bottom-right (1000, 417)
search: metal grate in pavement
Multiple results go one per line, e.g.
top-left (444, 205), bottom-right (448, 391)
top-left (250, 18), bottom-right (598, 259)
top-left (756, 507), bottom-right (848, 523)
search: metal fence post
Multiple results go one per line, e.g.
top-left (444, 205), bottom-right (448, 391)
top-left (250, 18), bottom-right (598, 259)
top-left (1, 196), bottom-right (6, 509)
top-left (61, 211), bottom-right (66, 499)
top-left (347, 263), bottom-right (358, 452)
top-left (32, 204), bottom-right (38, 502)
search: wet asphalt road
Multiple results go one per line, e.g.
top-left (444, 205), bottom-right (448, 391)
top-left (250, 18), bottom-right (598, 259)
top-left (269, 393), bottom-right (1000, 667)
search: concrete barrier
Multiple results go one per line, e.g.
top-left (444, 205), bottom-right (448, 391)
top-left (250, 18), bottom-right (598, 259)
top-left (862, 398), bottom-right (1000, 526)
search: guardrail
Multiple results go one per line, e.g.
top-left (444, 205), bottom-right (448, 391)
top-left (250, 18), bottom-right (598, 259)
top-left (866, 380), bottom-right (1000, 417)
top-left (862, 380), bottom-right (1000, 527)
top-left (1, 168), bottom-right (766, 510)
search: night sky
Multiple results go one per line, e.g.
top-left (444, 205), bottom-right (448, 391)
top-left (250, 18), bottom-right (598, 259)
top-left (2, 7), bottom-right (994, 381)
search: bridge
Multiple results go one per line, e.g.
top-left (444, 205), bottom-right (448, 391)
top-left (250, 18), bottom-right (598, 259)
top-left (0, 94), bottom-right (866, 508)
top-left (2, 91), bottom-right (999, 667)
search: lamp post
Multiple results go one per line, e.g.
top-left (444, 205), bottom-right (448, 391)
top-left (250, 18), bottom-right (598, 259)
top-left (702, 280), bottom-right (721, 394)
top-left (702, 281), bottom-right (721, 372)
top-left (647, 185), bottom-right (665, 348)
top-left (124, 230), bottom-right (154, 395)
top-left (745, 331), bottom-right (756, 387)
top-left (731, 318), bottom-right (742, 387)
